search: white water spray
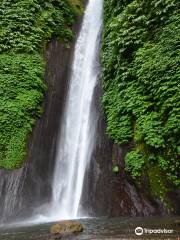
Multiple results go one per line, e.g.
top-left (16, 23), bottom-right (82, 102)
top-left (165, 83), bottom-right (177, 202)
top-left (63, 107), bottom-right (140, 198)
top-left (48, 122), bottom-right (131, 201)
top-left (47, 0), bottom-right (103, 220)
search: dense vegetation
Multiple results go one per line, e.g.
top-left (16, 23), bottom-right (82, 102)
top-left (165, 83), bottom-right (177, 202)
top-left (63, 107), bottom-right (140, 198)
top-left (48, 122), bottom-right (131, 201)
top-left (102, 0), bottom-right (180, 203)
top-left (0, 0), bottom-right (83, 169)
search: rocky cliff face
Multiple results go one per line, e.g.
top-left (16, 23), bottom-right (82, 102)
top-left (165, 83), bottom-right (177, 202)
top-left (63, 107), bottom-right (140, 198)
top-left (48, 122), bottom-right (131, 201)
top-left (19, 38), bottom-right (76, 217)
top-left (0, 7), bottom-right (179, 223)
top-left (81, 78), bottom-right (180, 217)
top-left (23, 30), bottom-right (180, 218)
top-left (81, 86), bottom-right (161, 217)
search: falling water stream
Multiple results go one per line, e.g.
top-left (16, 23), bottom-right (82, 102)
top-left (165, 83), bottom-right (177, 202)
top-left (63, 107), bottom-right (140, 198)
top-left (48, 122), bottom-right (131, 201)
top-left (47, 0), bottom-right (103, 220)
top-left (30, 0), bottom-right (103, 223)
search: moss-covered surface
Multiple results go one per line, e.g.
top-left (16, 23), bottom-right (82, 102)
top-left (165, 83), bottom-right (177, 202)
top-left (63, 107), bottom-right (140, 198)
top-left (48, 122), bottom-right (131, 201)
top-left (148, 166), bottom-right (169, 206)
top-left (0, 0), bottom-right (83, 169)
top-left (102, 0), bottom-right (180, 208)
top-left (68, 0), bottom-right (84, 15)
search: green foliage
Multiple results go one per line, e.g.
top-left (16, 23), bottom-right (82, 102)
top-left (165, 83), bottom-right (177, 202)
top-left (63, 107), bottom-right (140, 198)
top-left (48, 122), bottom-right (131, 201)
top-left (104, 0), bottom-right (134, 21)
top-left (0, 54), bottom-right (45, 168)
top-left (125, 150), bottom-right (145, 178)
top-left (135, 112), bottom-right (165, 148)
top-left (0, 0), bottom-right (77, 53)
top-left (0, 0), bottom-right (82, 169)
top-left (112, 164), bottom-right (119, 173)
top-left (102, 0), bottom-right (180, 194)
top-left (68, 0), bottom-right (84, 15)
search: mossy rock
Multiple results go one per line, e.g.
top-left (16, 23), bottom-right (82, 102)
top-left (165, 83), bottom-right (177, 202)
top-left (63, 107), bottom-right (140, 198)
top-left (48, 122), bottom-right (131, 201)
top-left (147, 165), bottom-right (175, 212)
top-left (50, 220), bottom-right (83, 237)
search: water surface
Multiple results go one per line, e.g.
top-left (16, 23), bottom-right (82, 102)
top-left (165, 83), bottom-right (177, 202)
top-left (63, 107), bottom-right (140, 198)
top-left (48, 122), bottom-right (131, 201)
top-left (0, 217), bottom-right (179, 240)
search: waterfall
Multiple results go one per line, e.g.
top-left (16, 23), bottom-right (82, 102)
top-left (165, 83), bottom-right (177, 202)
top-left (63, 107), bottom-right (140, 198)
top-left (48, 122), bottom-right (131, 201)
top-left (0, 0), bottom-right (103, 225)
top-left (48, 0), bottom-right (103, 220)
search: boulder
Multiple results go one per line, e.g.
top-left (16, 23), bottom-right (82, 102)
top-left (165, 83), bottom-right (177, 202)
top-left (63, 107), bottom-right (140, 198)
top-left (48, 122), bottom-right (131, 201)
top-left (50, 220), bottom-right (83, 238)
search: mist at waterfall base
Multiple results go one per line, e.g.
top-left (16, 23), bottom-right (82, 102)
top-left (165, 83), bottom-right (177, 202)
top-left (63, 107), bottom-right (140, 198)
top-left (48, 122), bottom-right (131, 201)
top-left (0, 0), bottom-right (103, 227)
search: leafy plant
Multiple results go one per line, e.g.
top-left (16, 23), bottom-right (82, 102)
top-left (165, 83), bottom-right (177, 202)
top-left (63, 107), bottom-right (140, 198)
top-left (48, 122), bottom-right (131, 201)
top-left (102, 0), bottom-right (180, 197)
top-left (0, 0), bottom-right (83, 169)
